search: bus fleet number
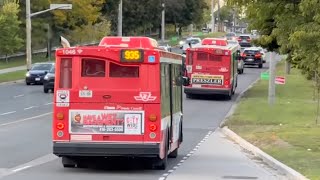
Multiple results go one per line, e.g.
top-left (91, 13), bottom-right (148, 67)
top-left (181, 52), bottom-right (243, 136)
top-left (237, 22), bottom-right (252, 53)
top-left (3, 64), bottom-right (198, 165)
top-left (62, 49), bottom-right (76, 55)
top-left (124, 51), bottom-right (140, 60)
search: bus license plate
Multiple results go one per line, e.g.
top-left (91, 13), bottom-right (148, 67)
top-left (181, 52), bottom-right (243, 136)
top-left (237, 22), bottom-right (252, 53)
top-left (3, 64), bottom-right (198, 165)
top-left (79, 90), bottom-right (93, 98)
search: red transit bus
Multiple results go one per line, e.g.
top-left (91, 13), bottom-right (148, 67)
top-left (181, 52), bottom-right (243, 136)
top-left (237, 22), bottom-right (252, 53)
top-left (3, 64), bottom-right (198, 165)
top-left (183, 38), bottom-right (240, 100)
top-left (52, 36), bottom-right (186, 170)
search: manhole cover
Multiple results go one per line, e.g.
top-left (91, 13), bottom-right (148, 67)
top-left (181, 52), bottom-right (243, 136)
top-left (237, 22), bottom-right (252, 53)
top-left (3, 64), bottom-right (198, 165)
top-left (222, 176), bottom-right (258, 179)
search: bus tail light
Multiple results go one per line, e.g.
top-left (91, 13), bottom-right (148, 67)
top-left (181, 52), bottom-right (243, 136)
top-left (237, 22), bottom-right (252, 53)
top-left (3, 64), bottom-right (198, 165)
top-left (225, 79), bottom-right (229, 85)
top-left (149, 114), bottom-right (157, 122)
top-left (56, 112), bottom-right (64, 120)
top-left (56, 123), bottom-right (65, 130)
top-left (149, 124), bottom-right (157, 132)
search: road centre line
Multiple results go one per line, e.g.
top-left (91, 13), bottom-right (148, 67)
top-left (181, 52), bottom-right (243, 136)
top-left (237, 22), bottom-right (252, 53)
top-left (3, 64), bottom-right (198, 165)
top-left (44, 102), bottom-right (53, 105)
top-left (0, 112), bottom-right (52, 127)
top-left (13, 94), bottom-right (24, 98)
top-left (0, 111), bottom-right (16, 116)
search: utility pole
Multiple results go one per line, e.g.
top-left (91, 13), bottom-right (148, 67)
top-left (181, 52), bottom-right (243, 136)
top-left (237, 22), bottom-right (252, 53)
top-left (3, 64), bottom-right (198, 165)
top-left (117, 0), bottom-right (123, 36)
top-left (25, 2), bottom-right (72, 70)
top-left (26, 0), bottom-right (32, 70)
top-left (217, 0), bottom-right (220, 31)
top-left (268, 52), bottom-right (276, 105)
top-left (211, 0), bottom-right (215, 32)
top-left (161, 2), bottom-right (165, 42)
top-left (46, 24), bottom-right (51, 61)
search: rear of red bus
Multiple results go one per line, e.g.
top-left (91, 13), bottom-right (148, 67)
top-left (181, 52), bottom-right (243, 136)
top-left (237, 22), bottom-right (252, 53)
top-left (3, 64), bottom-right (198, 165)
top-left (52, 42), bottom-right (169, 167)
top-left (184, 47), bottom-right (236, 98)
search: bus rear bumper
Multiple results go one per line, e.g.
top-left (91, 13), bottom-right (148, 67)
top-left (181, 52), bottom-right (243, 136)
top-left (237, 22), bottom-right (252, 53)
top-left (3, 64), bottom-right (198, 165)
top-left (53, 142), bottom-right (160, 157)
top-left (184, 87), bottom-right (230, 95)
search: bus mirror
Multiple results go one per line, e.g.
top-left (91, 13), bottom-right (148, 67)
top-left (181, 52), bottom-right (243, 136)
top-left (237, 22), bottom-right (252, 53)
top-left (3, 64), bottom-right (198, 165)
top-left (182, 76), bottom-right (190, 86)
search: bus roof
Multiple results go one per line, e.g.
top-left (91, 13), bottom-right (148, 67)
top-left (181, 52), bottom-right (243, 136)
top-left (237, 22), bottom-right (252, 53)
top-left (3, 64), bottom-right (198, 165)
top-left (189, 43), bottom-right (239, 51)
top-left (99, 36), bottom-right (159, 49)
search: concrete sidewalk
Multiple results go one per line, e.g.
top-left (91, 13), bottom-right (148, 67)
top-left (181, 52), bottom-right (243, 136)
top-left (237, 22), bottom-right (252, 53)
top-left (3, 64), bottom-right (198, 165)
top-left (0, 66), bottom-right (26, 75)
top-left (165, 130), bottom-right (285, 180)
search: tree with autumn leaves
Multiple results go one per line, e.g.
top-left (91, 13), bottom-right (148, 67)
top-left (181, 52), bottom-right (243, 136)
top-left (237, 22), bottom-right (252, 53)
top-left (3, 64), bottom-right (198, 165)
top-left (226, 0), bottom-right (320, 79)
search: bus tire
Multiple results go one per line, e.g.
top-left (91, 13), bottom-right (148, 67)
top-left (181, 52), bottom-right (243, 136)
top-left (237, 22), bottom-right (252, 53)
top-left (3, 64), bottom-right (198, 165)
top-left (153, 133), bottom-right (168, 170)
top-left (186, 94), bottom-right (193, 99)
top-left (62, 157), bottom-right (76, 168)
top-left (168, 148), bottom-right (178, 158)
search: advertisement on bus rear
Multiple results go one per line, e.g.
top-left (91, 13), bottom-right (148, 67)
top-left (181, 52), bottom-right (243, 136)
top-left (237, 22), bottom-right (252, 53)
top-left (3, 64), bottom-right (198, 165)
top-left (69, 110), bottom-right (144, 135)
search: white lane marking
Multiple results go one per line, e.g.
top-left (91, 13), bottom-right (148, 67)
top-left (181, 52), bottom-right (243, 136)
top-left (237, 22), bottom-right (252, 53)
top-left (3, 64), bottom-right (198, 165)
top-left (3, 154), bottom-right (58, 177)
top-left (13, 94), bottom-right (24, 98)
top-left (0, 111), bottom-right (16, 116)
top-left (12, 166), bottom-right (31, 172)
top-left (159, 131), bottom-right (214, 180)
top-left (24, 106), bottom-right (37, 110)
top-left (44, 102), bottom-right (53, 105)
top-left (0, 112), bottom-right (52, 127)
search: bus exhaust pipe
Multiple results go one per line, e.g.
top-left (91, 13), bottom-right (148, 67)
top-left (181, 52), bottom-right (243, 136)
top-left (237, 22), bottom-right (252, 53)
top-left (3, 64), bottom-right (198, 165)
top-left (60, 36), bottom-right (70, 48)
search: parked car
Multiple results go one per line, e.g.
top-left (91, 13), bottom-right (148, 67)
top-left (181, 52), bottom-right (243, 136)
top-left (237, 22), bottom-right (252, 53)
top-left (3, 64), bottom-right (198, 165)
top-left (43, 66), bottom-right (55, 93)
top-left (237, 34), bottom-right (252, 47)
top-left (241, 47), bottom-right (264, 68)
top-left (25, 62), bottom-right (55, 85)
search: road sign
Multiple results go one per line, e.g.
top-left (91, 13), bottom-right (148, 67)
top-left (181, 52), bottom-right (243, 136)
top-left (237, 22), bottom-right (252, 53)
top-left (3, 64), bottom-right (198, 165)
top-left (275, 76), bottom-right (286, 84)
top-left (261, 72), bottom-right (269, 80)
top-left (50, 4), bottom-right (72, 10)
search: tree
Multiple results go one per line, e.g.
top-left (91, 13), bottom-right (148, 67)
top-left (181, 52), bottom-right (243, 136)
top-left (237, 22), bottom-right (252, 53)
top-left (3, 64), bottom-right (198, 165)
top-left (0, 0), bottom-right (24, 62)
top-left (49, 0), bottom-right (110, 44)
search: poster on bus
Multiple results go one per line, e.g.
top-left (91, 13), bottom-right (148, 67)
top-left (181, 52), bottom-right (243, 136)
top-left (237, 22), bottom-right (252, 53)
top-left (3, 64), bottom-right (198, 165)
top-left (69, 110), bottom-right (144, 135)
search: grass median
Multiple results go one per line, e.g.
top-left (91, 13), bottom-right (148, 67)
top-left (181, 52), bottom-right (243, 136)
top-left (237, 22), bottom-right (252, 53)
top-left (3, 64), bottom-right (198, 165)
top-left (0, 70), bottom-right (26, 83)
top-left (225, 61), bottom-right (320, 180)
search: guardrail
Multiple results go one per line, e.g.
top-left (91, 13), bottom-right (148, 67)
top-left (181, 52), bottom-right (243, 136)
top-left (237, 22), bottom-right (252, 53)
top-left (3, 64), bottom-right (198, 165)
top-left (0, 41), bottom-right (100, 60)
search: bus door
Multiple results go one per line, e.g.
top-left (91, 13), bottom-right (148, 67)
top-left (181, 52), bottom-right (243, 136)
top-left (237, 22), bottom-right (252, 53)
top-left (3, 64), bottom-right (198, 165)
top-left (191, 50), bottom-right (231, 89)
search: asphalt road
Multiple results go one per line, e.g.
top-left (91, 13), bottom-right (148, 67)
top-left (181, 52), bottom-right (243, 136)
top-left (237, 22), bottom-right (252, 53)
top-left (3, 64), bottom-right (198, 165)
top-left (0, 49), bottom-right (275, 180)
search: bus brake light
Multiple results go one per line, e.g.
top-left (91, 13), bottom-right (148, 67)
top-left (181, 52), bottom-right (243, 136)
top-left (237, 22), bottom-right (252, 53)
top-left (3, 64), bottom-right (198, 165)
top-left (149, 124), bottom-right (157, 132)
top-left (56, 123), bottom-right (65, 130)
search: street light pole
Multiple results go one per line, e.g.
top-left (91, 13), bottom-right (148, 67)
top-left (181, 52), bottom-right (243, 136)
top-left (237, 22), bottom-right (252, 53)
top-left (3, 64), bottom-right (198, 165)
top-left (211, 0), bottom-right (215, 32)
top-left (118, 0), bottom-right (123, 36)
top-left (26, 0), bottom-right (32, 70)
top-left (161, 3), bottom-right (165, 42)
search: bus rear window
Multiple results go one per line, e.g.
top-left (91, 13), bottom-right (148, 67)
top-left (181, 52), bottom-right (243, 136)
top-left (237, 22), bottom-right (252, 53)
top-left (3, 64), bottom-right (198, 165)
top-left (197, 52), bottom-right (208, 61)
top-left (59, 58), bottom-right (72, 88)
top-left (81, 59), bottom-right (106, 77)
top-left (209, 54), bottom-right (222, 62)
top-left (109, 62), bottom-right (139, 78)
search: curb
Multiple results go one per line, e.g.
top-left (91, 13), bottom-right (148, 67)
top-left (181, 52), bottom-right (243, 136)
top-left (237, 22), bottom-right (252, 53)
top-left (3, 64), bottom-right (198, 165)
top-left (0, 79), bottom-right (24, 85)
top-left (219, 127), bottom-right (309, 180)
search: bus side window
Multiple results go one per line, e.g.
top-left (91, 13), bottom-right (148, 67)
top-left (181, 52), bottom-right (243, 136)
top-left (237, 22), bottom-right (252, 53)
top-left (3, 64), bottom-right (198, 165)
top-left (81, 59), bottom-right (106, 77)
top-left (59, 58), bottom-right (72, 88)
top-left (109, 62), bottom-right (139, 78)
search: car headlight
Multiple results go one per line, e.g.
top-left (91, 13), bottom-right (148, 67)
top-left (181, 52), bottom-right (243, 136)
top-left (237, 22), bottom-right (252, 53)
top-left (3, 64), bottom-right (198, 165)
top-left (44, 75), bottom-right (49, 80)
top-left (179, 41), bottom-right (184, 45)
top-left (26, 72), bottom-right (30, 77)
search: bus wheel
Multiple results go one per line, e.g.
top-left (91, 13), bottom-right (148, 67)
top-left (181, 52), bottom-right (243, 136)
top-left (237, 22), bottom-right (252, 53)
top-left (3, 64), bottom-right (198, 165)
top-left (153, 136), bottom-right (168, 170)
top-left (62, 157), bottom-right (76, 168)
top-left (186, 94), bottom-right (193, 99)
top-left (168, 148), bottom-right (178, 158)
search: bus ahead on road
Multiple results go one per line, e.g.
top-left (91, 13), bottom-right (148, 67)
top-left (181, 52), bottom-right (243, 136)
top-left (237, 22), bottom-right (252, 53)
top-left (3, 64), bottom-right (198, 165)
top-left (183, 38), bottom-right (240, 100)
top-left (52, 36), bottom-right (186, 170)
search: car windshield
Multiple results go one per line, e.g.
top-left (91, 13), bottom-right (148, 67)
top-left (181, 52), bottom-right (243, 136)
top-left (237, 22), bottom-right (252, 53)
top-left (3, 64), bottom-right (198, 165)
top-left (226, 33), bottom-right (236, 37)
top-left (244, 50), bottom-right (259, 54)
top-left (240, 36), bottom-right (250, 39)
top-left (50, 67), bottom-right (55, 73)
top-left (31, 64), bottom-right (52, 71)
top-left (186, 39), bottom-right (200, 44)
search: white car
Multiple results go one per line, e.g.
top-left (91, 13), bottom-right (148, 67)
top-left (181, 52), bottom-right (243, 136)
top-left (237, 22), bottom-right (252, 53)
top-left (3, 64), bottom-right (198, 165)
top-left (180, 37), bottom-right (202, 54)
top-left (228, 40), bottom-right (244, 74)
